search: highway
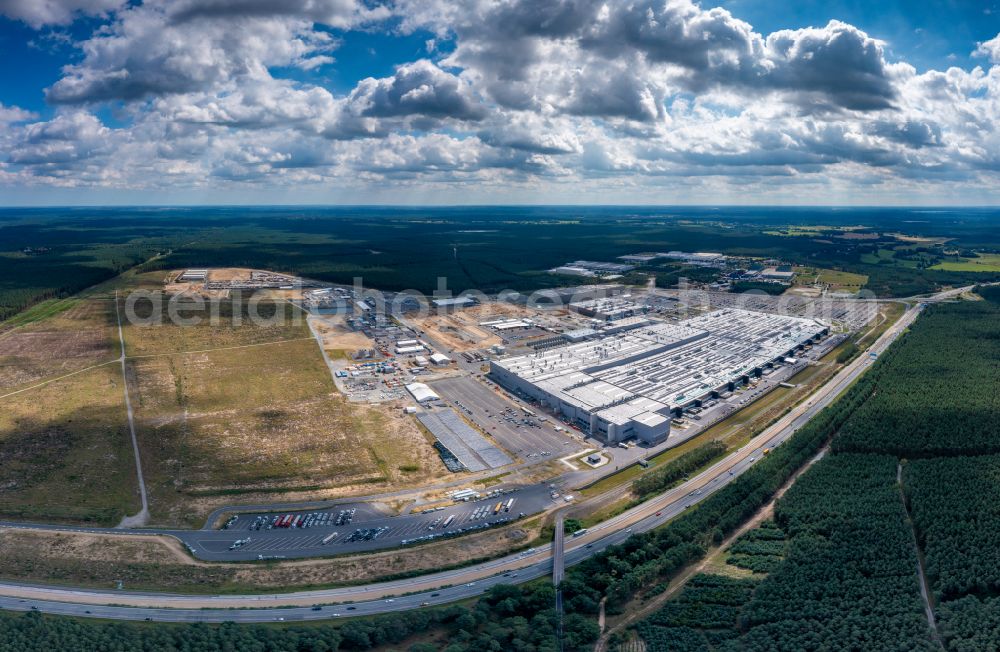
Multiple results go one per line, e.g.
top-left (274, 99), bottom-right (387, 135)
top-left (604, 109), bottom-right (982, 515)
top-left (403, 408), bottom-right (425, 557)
top-left (0, 289), bottom-right (961, 622)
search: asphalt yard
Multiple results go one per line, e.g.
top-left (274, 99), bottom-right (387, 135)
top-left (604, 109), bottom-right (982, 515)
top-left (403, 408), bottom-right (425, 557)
top-left (430, 375), bottom-right (583, 463)
top-left (184, 484), bottom-right (556, 561)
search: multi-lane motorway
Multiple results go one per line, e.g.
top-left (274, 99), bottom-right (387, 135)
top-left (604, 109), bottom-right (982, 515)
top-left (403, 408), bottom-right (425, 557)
top-left (0, 290), bottom-right (961, 623)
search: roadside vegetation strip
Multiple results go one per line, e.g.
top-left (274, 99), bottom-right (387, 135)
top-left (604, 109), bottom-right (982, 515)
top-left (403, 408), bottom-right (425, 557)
top-left (632, 442), bottom-right (727, 500)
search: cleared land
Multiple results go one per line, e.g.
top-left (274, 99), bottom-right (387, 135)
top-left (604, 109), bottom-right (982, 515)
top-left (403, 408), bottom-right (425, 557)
top-left (123, 292), bottom-right (311, 356)
top-left (126, 309), bottom-right (447, 526)
top-left (0, 518), bottom-right (541, 593)
top-left (310, 314), bottom-right (376, 357)
top-left (130, 339), bottom-right (447, 525)
top-left (0, 299), bottom-right (117, 391)
top-left (0, 363), bottom-right (138, 524)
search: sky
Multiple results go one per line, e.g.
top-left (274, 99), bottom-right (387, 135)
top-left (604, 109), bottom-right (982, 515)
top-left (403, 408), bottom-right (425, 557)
top-left (0, 0), bottom-right (998, 206)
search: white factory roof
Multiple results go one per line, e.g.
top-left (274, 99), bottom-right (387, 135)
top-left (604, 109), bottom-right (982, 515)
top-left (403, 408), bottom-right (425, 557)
top-left (594, 396), bottom-right (670, 426)
top-left (493, 309), bottom-right (826, 412)
top-left (563, 328), bottom-right (598, 341)
top-left (493, 320), bottom-right (530, 330)
top-left (430, 353), bottom-right (451, 364)
top-left (406, 383), bottom-right (439, 403)
top-left (396, 345), bottom-right (425, 354)
top-left (432, 296), bottom-right (476, 307)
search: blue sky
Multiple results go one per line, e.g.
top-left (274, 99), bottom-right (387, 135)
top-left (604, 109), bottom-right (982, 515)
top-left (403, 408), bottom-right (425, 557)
top-left (0, 0), bottom-right (998, 205)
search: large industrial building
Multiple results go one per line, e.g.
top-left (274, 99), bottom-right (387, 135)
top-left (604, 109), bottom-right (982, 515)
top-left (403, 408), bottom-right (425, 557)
top-left (490, 309), bottom-right (828, 446)
top-left (570, 297), bottom-right (647, 321)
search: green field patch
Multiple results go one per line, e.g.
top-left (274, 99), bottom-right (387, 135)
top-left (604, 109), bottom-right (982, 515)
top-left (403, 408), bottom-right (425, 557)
top-left (930, 252), bottom-right (1000, 272)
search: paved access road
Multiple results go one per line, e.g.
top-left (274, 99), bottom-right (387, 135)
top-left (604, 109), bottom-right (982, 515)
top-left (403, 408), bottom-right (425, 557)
top-left (0, 484), bottom-right (557, 562)
top-left (0, 289), bottom-right (964, 622)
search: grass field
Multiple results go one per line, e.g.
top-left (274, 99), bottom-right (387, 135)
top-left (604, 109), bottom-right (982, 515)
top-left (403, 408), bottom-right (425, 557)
top-left (129, 333), bottom-right (446, 526)
top-left (793, 266), bottom-right (868, 292)
top-left (0, 364), bottom-right (138, 524)
top-left (123, 292), bottom-right (310, 356)
top-left (930, 253), bottom-right (1000, 272)
top-left (0, 269), bottom-right (451, 527)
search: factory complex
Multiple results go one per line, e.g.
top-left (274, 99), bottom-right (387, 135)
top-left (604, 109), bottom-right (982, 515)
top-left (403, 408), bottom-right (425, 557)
top-left (490, 308), bottom-right (829, 446)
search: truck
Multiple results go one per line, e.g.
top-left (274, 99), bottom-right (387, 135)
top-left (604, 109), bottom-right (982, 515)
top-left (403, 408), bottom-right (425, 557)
top-left (504, 498), bottom-right (514, 512)
top-left (321, 533), bottom-right (338, 545)
top-left (572, 528), bottom-right (589, 537)
top-left (442, 515), bottom-right (455, 528)
top-left (493, 502), bottom-right (503, 515)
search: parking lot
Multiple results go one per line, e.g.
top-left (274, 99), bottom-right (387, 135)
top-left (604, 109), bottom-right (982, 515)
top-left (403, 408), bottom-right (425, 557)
top-left (430, 375), bottom-right (583, 463)
top-left (183, 484), bottom-right (558, 561)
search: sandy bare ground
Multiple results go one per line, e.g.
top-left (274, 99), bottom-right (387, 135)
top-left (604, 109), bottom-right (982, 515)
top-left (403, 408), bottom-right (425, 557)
top-left (310, 315), bottom-right (375, 353)
top-left (412, 302), bottom-right (540, 352)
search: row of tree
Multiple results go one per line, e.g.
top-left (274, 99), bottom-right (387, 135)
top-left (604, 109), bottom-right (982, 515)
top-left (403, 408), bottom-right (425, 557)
top-left (632, 441), bottom-right (727, 499)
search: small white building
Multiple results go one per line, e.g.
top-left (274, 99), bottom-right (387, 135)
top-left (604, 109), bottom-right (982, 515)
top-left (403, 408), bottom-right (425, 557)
top-left (429, 353), bottom-right (451, 366)
top-left (406, 382), bottom-right (440, 403)
top-left (395, 344), bottom-right (425, 355)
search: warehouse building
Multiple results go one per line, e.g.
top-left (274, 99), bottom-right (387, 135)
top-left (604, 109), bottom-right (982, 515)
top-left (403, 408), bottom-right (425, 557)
top-left (570, 297), bottom-right (647, 321)
top-left (178, 269), bottom-right (208, 282)
top-left (432, 296), bottom-right (477, 308)
top-left (406, 382), bottom-right (440, 403)
top-left (490, 309), bottom-right (828, 446)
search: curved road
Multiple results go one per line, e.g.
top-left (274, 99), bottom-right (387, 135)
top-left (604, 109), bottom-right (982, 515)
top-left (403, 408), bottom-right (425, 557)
top-left (0, 289), bottom-right (966, 622)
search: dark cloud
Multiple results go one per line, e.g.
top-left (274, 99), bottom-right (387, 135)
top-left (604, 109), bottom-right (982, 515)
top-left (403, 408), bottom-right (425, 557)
top-left (871, 120), bottom-right (943, 148)
top-left (165, 0), bottom-right (386, 28)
